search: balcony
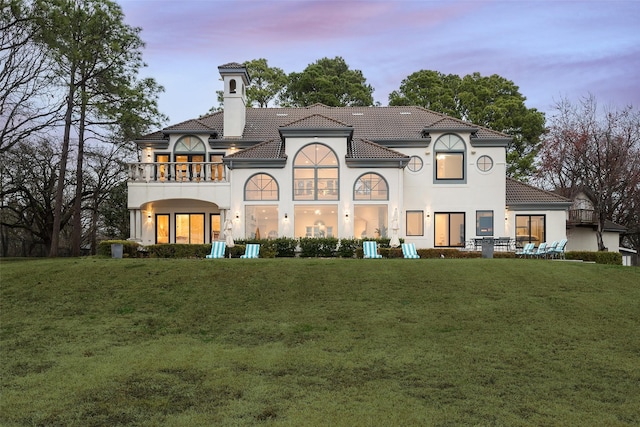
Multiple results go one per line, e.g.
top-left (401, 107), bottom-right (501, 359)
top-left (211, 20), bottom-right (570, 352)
top-left (127, 162), bottom-right (227, 183)
top-left (568, 208), bottom-right (595, 225)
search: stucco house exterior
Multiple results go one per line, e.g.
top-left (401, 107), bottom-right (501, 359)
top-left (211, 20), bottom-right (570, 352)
top-left (127, 63), bottom-right (571, 250)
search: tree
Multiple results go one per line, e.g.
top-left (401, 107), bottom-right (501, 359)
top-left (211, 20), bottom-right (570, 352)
top-left (282, 57), bottom-right (374, 107)
top-left (389, 70), bottom-right (545, 179)
top-left (0, 138), bottom-right (75, 256)
top-left (537, 95), bottom-right (640, 251)
top-left (34, 0), bottom-right (164, 256)
top-left (244, 58), bottom-right (287, 108)
top-left (0, 0), bottom-right (60, 153)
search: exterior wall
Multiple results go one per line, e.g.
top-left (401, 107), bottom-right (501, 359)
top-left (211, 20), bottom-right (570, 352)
top-left (566, 227), bottom-right (620, 252)
top-left (402, 135), bottom-right (507, 248)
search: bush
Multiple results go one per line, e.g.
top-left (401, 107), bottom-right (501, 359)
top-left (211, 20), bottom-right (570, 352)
top-left (146, 244), bottom-right (210, 258)
top-left (299, 237), bottom-right (339, 257)
top-left (566, 251), bottom-right (621, 265)
top-left (336, 238), bottom-right (359, 258)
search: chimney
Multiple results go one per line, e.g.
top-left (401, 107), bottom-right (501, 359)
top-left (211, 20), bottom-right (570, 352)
top-left (218, 62), bottom-right (250, 139)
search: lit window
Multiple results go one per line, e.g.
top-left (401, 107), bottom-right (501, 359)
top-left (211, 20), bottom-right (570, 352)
top-left (434, 212), bottom-right (465, 247)
top-left (245, 173), bottom-right (279, 201)
top-left (293, 143), bottom-right (339, 201)
top-left (354, 173), bottom-right (388, 200)
top-left (434, 134), bottom-right (465, 182)
top-left (354, 205), bottom-right (388, 239)
top-left (406, 211), bottom-right (424, 236)
top-left (245, 206), bottom-right (278, 240)
top-left (175, 213), bottom-right (204, 244)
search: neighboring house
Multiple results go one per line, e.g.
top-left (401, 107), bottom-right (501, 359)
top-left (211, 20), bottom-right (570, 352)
top-left (565, 190), bottom-right (625, 253)
top-left (127, 62), bottom-right (569, 249)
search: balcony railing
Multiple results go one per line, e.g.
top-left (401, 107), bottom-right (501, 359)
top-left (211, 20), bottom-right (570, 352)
top-left (127, 162), bottom-right (227, 183)
top-left (568, 208), bottom-right (595, 224)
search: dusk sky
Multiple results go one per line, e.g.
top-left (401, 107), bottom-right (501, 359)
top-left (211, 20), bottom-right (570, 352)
top-left (116, 0), bottom-right (640, 126)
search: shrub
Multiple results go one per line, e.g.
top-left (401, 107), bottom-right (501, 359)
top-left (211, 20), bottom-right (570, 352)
top-left (336, 238), bottom-right (358, 258)
top-left (146, 244), bottom-right (210, 258)
top-left (565, 251), bottom-right (622, 265)
top-left (299, 237), bottom-right (338, 257)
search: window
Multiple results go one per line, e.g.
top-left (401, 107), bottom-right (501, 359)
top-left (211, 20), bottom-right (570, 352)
top-left (294, 205), bottom-right (338, 238)
top-left (210, 214), bottom-right (221, 241)
top-left (406, 211), bottom-right (424, 236)
top-left (515, 215), bottom-right (545, 248)
top-left (434, 212), bottom-right (465, 247)
top-left (477, 155), bottom-right (493, 172)
top-left (245, 173), bottom-right (279, 201)
top-left (245, 206), bottom-right (278, 239)
top-left (407, 156), bottom-right (423, 172)
top-left (156, 214), bottom-right (169, 244)
top-left (229, 79), bottom-right (236, 93)
top-left (293, 143), bottom-right (339, 201)
top-left (354, 205), bottom-right (388, 239)
top-left (174, 135), bottom-right (206, 181)
top-left (434, 134), bottom-right (465, 182)
top-left (476, 211), bottom-right (494, 236)
top-left (354, 173), bottom-right (388, 200)
top-left (175, 213), bottom-right (204, 244)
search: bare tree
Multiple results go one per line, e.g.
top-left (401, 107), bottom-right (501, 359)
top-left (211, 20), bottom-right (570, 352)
top-left (0, 0), bottom-right (60, 153)
top-left (538, 95), bottom-right (640, 251)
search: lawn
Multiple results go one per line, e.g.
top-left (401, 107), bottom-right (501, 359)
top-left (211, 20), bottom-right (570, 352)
top-left (1, 258), bottom-right (639, 426)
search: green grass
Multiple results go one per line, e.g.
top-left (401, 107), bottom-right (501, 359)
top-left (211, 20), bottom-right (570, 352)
top-left (1, 258), bottom-right (639, 426)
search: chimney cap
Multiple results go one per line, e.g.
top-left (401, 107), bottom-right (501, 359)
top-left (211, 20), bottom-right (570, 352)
top-left (218, 62), bottom-right (250, 84)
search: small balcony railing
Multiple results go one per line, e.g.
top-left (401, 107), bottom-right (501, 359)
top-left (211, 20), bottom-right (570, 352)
top-left (568, 208), bottom-right (595, 224)
top-left (127, 162), bottom-right (227, 183)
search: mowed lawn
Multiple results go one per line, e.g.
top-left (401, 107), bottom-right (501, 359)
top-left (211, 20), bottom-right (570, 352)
top-left (1, 258), bottom-right (639, 426)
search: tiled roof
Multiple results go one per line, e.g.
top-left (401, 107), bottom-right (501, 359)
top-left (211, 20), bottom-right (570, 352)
top-left (282, 113), bottom-right (351, 128)
top-left (218, 62), bottom-right (245, 69)
top-left (224, 139), bottom-right (286, 159)
top-left (145, 104), bottom-right (508, 142)
top-left (348, 139), bottom-right (408, 159)
top-left (506, 177), bottom-right (571, 205)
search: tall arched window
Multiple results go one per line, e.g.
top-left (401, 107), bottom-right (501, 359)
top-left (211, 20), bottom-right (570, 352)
top-left (434, 134), bottom-right (466, 183)
top-left (293, 143), bottom-right (339, 200)
top-left (354, 173), bottom-right (388, 200)
top-left (245, 173), bottom-right (279, 201)
top-left (174, 135), bottom-right (206, 181)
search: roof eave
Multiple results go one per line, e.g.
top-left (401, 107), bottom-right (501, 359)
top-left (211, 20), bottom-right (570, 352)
top-left (223, 158), bottom-right (287, 170)
top-left (345, 157), bottom-right (410, 168)
top-left (135, 139), bottom-right (169, 149)
top-left (279, 127), bottom-right (354, 140)
top-left (209, 139), bottom-right (265, 150)
top-left (507, 202), bottom-right (572, 211)
top-left (470, 137), bottom-right (511, 148)
top-left (370, 138), bottom-right (432, 148)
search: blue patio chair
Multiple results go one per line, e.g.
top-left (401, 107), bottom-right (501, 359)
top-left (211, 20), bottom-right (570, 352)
top-left (532, 242), bottom-right (548, 258)
top-left (401, 243), bottom-right (420, 259)
top-left (362, 241), bottom-right (382, 259)
top-left (515, 242), bottom-right (535, 258)
top-left (205, 241), bottom-right (226, 259)
top-left (549, 239), bottom-right (568, 259)
top-left (240, 243), bottom-right (260, 258)
top-left (543, 241), bottom-right (558, 258)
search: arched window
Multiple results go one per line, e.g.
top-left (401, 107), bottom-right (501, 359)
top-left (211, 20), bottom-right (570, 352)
top-left (354, 173), bottom-right (388, 200)
top-left (245, 173), bottom-right (279, 201)
top-left (174, 135), bottom-right (206, 181)
top-left (293, 143), bottom-right (339, 201)
top-left (434, 134), bottom-right (466, 183)
top-left (229, 79), bottom-right (236, 93)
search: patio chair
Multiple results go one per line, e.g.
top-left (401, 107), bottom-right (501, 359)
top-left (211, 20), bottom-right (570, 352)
top-left (401, 243), bottom-right (420, 259)
top-left (205, 241), bottom-right (226, 259)
top-left (362, 241), bottom-right (382, 259)
top-left (543, 241), bottom-right (558, 258)
top-left (240, 243), bottom-right (260, 258)
top-left (549, 239), bottom-right (568, 259)
top-left (532, 242), bottom-right (548, 258)
top-left (515, 242), bottom-right (535, 258)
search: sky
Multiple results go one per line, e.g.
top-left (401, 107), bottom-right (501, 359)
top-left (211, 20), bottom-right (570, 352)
top-left (116, 0), bottom-right (640, 126)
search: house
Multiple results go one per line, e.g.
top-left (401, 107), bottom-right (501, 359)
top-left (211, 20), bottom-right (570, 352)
top-left (127, 62), bottom-right (570, 250)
